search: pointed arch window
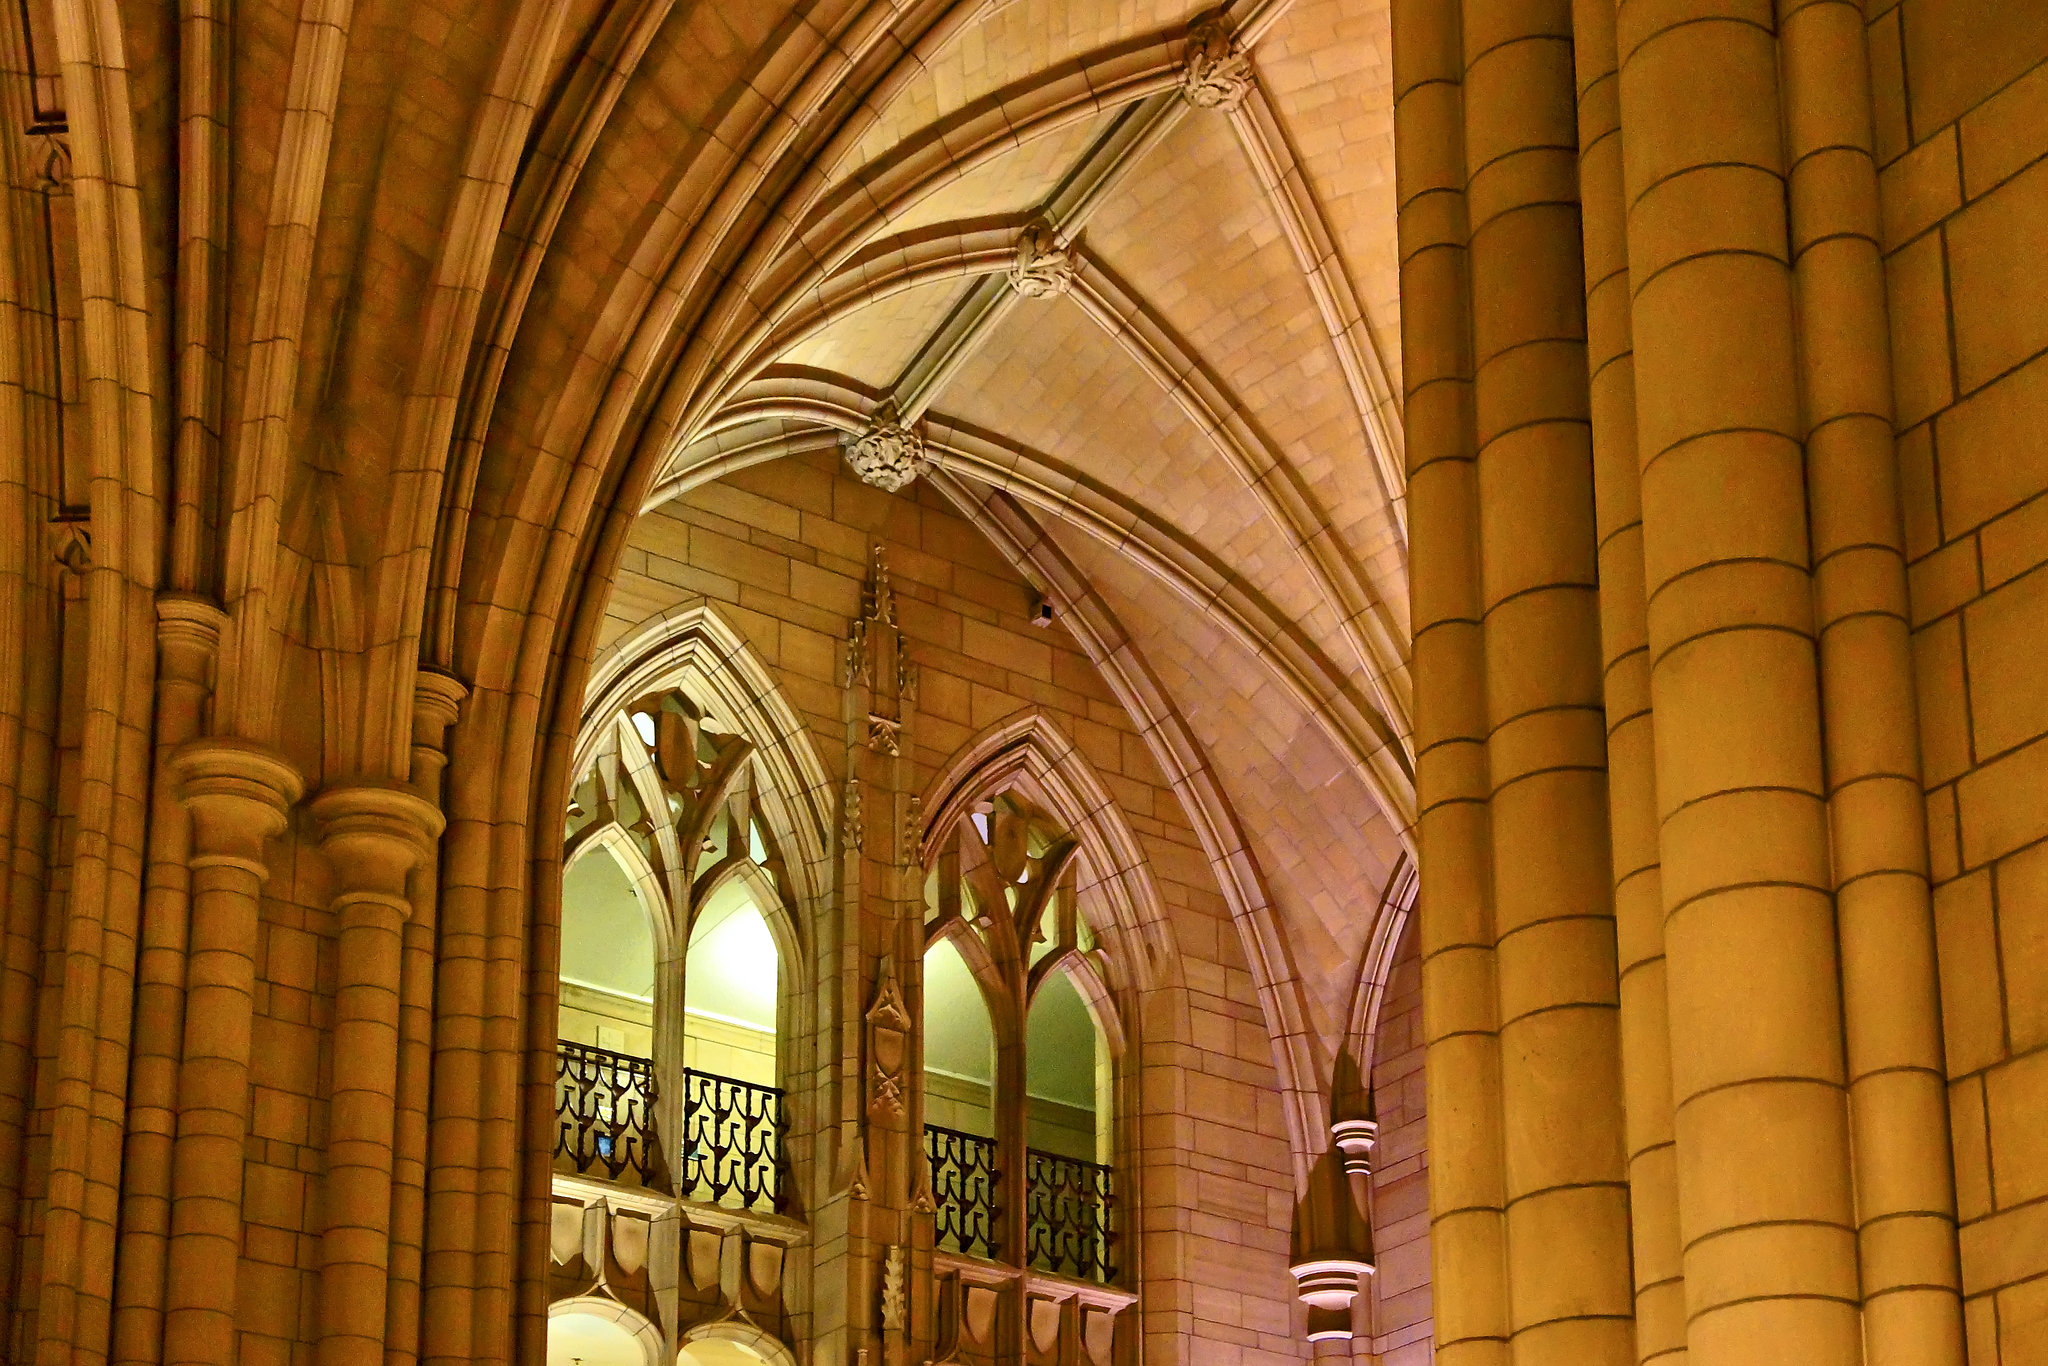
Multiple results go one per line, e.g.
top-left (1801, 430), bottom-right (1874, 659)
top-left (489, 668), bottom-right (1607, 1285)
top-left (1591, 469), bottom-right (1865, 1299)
top-left (555, 689), bottom-right (799, 1213)
top-left (920, 793), bottom-right (1123, 1283)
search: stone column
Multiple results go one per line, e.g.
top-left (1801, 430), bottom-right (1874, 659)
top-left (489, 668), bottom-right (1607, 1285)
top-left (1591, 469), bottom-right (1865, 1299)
top-left (386, 669), bottom-right (465, 1366)
top-left (110, 595), bottom-right (227, 1366)
top-left (1461, 2), bottom-right (1633, 1361)
top-left (1615, 5), bottom-right (1860, 1362)
top-left (162, 738), bottom-right (303, 1366)
top-left (1394, 1), bottom-right (1509, 1362)
top-left (1776, 3), bottom-right (1966, 1360)
top-left (1569, 3), bottom-right (1685, 1360)
top-left (310, 782), bottom-right (444, 1366)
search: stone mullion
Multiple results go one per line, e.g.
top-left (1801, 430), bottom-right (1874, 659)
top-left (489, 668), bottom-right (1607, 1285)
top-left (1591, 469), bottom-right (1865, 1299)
top-left (1615, 4), bottom-right (1860, 1362)
top-left (1569, 4), bottom-right (1685, 1362)
top-left (1461, 2), bottom-right (1634, 1363)
top-left (108, 596), bottom-right (226, 1366)
top-left (161, 739), bottom-right (302, 1366)
top-left (1394, 0), bottom-right (1509, 1363)
top-left (1775, 2), bottom-right (1966, 1360)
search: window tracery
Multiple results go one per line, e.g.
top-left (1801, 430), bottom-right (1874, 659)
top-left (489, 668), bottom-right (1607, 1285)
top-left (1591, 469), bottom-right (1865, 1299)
top-left (922, 792), bottom-right (1122, 1284)
top-left (555, 687), bottom-right (799, 1214)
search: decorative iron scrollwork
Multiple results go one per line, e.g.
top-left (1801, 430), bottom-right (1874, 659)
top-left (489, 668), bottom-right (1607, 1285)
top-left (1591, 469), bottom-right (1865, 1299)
top-left (925, 1123), bottom-right (1001, 1260)
top-left (680, 1067), bottom-right (788, 1213)
top-left (1025, 1149), bottom-right (1117, 1283)
top-left (555, 1039), bottom-right (660, 1185)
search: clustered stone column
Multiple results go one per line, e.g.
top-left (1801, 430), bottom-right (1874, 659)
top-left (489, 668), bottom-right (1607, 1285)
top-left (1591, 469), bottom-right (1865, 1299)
top-left (1398, 1), bottom-right (1967, 1363)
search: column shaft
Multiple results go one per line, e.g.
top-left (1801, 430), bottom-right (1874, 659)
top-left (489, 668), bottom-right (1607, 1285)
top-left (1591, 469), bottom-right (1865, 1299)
top-left (313, 783), bottom-right (442, 1366)
top-left (321, 896), bottom-right (409, 1366)
top-left (1462, 2), bottom-right (1633, 1360)
top-left (111, 597), bottom-right (225, 1366)
top-left (1571, 3), bottom-right (1686, 1360)
top-left (1615, 3), bottom-right (1860, 1361)
top-left (387, 671), bottom-right (464, 1366)
top-left (1776, 3), bottom-right (1966, 1362)
top-left (1396, 0), bottom-right (1509, 1361)
top-left (162, 739), bottom-right (302, 1366)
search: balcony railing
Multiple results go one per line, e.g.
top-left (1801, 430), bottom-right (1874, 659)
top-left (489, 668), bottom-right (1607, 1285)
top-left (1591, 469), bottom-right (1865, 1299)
top-left (555, 1040), bottom-right (660, 1185)
top-left (554, 1042), bottom-right (786, 1213)
top-left (1025, 1150), bottom-right (1116, 1282)
top-left (925, 1123), bottom-right (1000, 1260)
top-left (680, 1068), bottom-right (787, 1213)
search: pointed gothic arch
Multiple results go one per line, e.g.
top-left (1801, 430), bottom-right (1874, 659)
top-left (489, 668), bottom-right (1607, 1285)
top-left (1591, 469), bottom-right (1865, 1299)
top-left (918, 710), bottom-right (1173, 996)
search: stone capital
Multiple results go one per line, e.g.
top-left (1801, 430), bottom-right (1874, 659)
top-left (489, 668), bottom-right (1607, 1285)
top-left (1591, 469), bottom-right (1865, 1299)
top-left (1009, 222), bottom-right (1076, 298)
top-left (1289, 1256), bottom-right (1373, 1341)
top-left (412, 668), bottom-right (467, 737)
top-left (309, 781), bottom-right (446, 912)
top-left (155, 593), bottom-right (229, 685)
top-left (172, 738), bottom-right (305, 874)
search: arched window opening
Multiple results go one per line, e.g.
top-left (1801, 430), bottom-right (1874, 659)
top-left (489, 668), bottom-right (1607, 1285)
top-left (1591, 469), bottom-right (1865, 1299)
top-left (680, 874), bottom-right (787, 1212)
top-left (923, 936), bottom-right (994, 1132)
top-left (546, 1310), bottom-right (651, 1366)
top-left (560, 850), bottom-right (656, 1056)
top-left (1024, 970), bottom-right (1116, 1282)
top-left (556, 685), bottom-right (800, 1214)
top-left (684, 878), bottom-right (778, 1083)
top-left (924, 935), bottom-right (999, 1261)
top-left (678, 1341), bottom-right (776, 1366)
top-left (1025, 971), bottom-right (1101, 1161)
top-left (921, 787), bottom-right (1124, 1284)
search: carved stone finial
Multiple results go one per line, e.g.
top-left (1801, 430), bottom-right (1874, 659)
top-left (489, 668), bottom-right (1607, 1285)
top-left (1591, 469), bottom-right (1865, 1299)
top-left (843, 400), bottom-right (930, 492)
top-left (1009, 222), bottom-right (1076, 298)
top-left (1181, 19), bottom-right (1253, 110)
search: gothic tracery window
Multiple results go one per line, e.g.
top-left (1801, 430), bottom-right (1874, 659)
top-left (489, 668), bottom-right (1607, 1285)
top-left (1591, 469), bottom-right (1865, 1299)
top-left (554, 688), bottom-right (797, 1213)
top-left (922, 793), bottom-right (1121, 1283)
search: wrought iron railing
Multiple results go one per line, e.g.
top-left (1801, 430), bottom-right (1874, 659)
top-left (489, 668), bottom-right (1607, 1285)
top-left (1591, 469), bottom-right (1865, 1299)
top-left (680, 1068), bottom-right (787, 1213)
top-left (555, 1040), bottom-right (660, 1185)
top-left (1025, 1149), bottom-right (1116, 1282)
top-left (925, 1124), bottom-right (1001, 1260)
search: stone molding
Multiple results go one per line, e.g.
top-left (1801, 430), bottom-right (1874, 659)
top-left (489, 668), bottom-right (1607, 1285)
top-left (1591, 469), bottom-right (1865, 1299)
top-left (1289, 1256), bottom-right (1375, 1341)
top-left (156, 593), bottom-right (230, 687)
top-left (411, 667), bottom-right (468, 734)
top-left (1330, 1116), bottom-right (1378, 1178)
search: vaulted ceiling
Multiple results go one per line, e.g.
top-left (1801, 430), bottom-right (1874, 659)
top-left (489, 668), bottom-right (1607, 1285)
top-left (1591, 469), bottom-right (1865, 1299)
top-left (640, 0), bottom-right (1410, 1090)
